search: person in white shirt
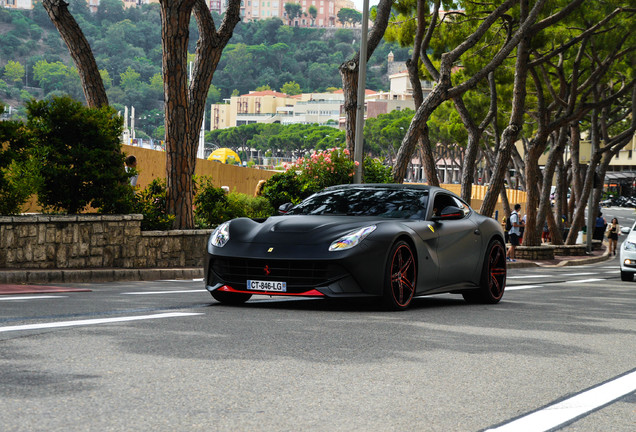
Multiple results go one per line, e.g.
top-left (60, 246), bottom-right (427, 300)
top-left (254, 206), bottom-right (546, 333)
top-left (506, 204), bottom-right (524, 262)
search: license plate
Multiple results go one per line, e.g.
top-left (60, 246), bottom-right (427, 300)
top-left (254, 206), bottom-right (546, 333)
top-left (246, 280), bottom-right (287, 292)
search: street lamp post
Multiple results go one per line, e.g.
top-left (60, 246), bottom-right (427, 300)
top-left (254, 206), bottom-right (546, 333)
top-left (353, 0), bottom-right (369, 184)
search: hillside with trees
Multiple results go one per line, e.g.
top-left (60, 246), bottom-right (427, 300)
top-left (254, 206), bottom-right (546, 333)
top-left (0, 1), bottom-right (409, 141)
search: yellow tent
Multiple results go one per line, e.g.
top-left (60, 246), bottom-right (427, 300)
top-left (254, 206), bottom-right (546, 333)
top-left (208, 148), bottom-right (241, 164)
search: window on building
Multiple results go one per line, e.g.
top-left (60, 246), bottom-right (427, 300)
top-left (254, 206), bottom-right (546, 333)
top-left (629, 150), bottom-right (633, 159)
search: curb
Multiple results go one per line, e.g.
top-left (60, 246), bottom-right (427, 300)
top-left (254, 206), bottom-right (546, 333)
top-left (0, 268), bottom-right (204, 285)
top-left (507, 246), bottom-right (612, 268)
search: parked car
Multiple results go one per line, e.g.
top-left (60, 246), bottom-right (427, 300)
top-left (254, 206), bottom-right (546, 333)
top-left (204, 184), bottom-right (507, 310)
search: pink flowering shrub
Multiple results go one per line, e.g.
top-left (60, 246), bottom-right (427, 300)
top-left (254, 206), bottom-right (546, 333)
top-left (291, 147), bottom-right (358, 192)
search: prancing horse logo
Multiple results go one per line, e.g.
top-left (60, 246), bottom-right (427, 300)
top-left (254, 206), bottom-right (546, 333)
top-left (264, 265), bottom-right (271, 276)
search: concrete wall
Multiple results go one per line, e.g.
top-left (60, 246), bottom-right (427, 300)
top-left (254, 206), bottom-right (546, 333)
top-left (122, 144), bottom-right (277, 194)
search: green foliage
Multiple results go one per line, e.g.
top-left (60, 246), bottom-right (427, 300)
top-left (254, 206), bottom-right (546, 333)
top-left (261, 169), bottom-right (309, 210)
top-left (280, 81), bottom-right (301, 95)
top-left (364, 108), bottom-right (414, 159)
top-left (3, 60), bottom-right (25, 85)
top-left (194, 176), bottom-right (274, 227)
top-left (363, 157), bottom-right (393, 184)
top-left (132, 178), bottom-right (175, 230)
top-left (337, 8), bottom-right (362, 27)
top-left (26, 96), bottom-right (133, 214)
top-left (0, 118), bottom-right (39, 215)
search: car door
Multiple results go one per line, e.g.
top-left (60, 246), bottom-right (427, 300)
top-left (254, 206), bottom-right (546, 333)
top-left (430, 192), bottom-right (482, 287)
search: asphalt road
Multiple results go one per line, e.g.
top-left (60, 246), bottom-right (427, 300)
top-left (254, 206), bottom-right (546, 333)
top-left (1, 208), bottom-right (634, 432)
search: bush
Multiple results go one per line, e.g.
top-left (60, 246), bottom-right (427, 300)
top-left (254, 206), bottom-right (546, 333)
top-left (194, 177), bottom-right (228, 228)
top-left (261, 169), bottom-right (309, 210)
top-left (26, 96), bottom-right (133, 214)
top-left (294, 147), bottom-right (356, 192)
top-left (132, 178), bottom-right (175, 230)
top-left (194, 176), bottom-right (274, 227)
top-left (363, 157), bottom-right (393, 184)
top-left (0, 117), bottom-right (39, 215)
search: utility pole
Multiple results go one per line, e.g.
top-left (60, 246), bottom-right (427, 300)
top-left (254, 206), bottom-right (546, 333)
top-left (353, 0), bottom-right (369, 184)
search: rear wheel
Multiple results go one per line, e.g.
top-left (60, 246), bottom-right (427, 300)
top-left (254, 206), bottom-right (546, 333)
top-left (463, 239), bottom-right (506, 304)
top-left (382, 240), bottom-right (417, 311)
top-left (211, 290), bottom-right (252, 305)
top-left (620, 271), bottom-right (633, 282)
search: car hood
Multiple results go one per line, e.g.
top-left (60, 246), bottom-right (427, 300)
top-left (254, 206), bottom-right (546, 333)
top-left (625, 230), bottom-right (636, 245)
top-left (228, 215), bottom-right (385, 245)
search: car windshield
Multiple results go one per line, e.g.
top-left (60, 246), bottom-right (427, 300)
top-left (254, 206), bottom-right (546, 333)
top-left (286, 187), bottom-right (429, 219)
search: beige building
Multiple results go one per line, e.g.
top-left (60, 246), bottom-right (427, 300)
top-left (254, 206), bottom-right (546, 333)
top-left (210, 90), bottom-right (299, 130)
top-left (283, 92), bottom-right (344, 125)
top-left (1, 0), bottom-right (33, 9)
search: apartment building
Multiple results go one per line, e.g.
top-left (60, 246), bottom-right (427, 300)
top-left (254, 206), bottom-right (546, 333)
top-left (43, 0), bottom-right (358, 27)
top-left (1, 0), bottom-right (33, 9)
top-left (211, 90), bottom-right (300, 129)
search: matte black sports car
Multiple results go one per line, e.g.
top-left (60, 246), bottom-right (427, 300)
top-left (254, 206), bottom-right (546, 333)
top-left (204, 184), bottom-right (506, 310)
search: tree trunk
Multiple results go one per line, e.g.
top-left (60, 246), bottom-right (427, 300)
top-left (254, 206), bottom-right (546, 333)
top-left (479, 31), bottom-right (531, 217)
top-left (160, 0), bottom-right (196, 229)
top-left (160, 0), bottom-right (241, 229)
top-left (42, 0), bottom-right (108, 108)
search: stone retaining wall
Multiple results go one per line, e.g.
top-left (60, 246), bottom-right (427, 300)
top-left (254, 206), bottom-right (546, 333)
top-left (515, 240), bottom-right (603, 260)
top-left (0, 215), bottom-right (213, 270)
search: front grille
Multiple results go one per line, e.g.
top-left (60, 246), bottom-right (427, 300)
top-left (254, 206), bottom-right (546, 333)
top-left (211, 257), bottom-right (346, 291)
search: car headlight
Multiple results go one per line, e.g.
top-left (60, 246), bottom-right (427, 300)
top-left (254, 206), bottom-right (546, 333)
top-left (329, 225), bottom-right (376, 252)
top-left (210, 221), bottom-right (230, 249)
top-left (624, 241), bottom-right (636, 251)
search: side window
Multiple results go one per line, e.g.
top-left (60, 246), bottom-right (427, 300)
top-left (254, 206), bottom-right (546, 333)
top-left (450, 196), bottom-right (471, 217)
top-left (432, 193), bottom-right (470, 218)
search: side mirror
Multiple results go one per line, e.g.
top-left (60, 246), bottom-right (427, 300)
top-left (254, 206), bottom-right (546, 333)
top-left (278, 202), bottom-right (294, 215)
top-left (621, 227), bottom-right (631, 234)
top-left (432, 206), bottom-right (464, 221)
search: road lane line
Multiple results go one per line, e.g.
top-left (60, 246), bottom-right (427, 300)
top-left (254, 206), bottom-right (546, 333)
top-left (0, 312), bottom-right (203, 333)
top-left (122, 289), bottom-right (207, 295)
top-left (565, 278), bottom-right (605, 284)
top-left (561, 272), bottom-right (595, 276)
top-left (506, 285), bottom-right (543, 290)
top-left (484, 370), bottom-right (636, 432)
top-left (507, 275), bottom-right (550, 279)
top-left (0, 296), bottom-right (66, 301)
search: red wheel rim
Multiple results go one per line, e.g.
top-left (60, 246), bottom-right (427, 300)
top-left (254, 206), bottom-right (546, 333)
top-left (488, 242), bottom-right (507, 300)
top-left (390, 244), bottom-right (416, 307)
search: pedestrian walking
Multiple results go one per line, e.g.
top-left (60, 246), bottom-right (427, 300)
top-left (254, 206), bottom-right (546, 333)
top-left (606, 217), bottom-right (620, 256)
top-left (506, 203), bottom-right (524, 262)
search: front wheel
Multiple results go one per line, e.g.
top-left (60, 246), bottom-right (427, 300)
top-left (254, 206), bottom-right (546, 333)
top-left (382, 240), bottom-right (417, 311)
top-left (620, 270), bottom-right (633, 282)
top-left (211, 290), bottom-right (252, 305)
top-left (463, 239), bottom-right (506, 304)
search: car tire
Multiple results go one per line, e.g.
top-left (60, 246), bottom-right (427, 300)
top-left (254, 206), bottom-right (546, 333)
top-left (620, 271), bottom-right (633, 282)
top-left (211, 290), bottom-right (252, 305)
top-left (382, 240), bottom-right (417, 311)
top-left (463, 239), bottom-right (506, 304)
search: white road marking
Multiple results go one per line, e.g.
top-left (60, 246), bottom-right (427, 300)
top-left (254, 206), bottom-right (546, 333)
top-left (0, 295), bottom-right (67, 301)
top-left (0, 312), bottom-right (203, 333)
top-left (159, 278), bottom-right (204, 282)
top-left (122, 289), bottom-right (207, 295)
top-left (561, 272), bottom-right (595, 276)
top-left (507, 275), bottom-right (550, 279)
top-left (485, 370), bottom-right (636, 432)
top-left (565, 278), bottom-right (605, 284)
top-left (506, 285), bottom-right (543, 290)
